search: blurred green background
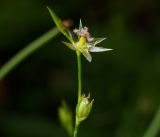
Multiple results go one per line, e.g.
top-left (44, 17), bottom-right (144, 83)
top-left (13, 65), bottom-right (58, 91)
top-left (0, 0), bottom-right (160, 137)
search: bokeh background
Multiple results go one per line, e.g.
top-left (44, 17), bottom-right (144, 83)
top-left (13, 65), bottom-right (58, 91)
top-left (0, 0), bottom-right (160, 137)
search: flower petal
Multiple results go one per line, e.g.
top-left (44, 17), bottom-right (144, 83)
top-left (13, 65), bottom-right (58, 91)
top-left (62, 41), bottom-right (76, 51)
top-left (79, 19), bottom-right (83, 30)
top-left (81, 49), bottom-right (92, 62)
top-left (89, 46), bottom-right (113, 52)
top-left (88, 38), bottom-right (106, 45)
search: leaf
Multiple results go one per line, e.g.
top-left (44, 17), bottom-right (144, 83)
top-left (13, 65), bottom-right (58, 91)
top-left (62, 41), bottom-right (76, 51)
top-left (66, 30), bottom-right (74, 41)
top-left (47, 7), bottom-right (65, 33)
top-left (0, 27), bottom-right (60, 80)
top-left (47, 7), bottom-right (73, 43)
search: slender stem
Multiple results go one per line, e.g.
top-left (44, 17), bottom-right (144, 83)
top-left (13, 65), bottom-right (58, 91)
top-left (73, 119), bottom-right (80, 137)
top-left (143, 106), bottom-right (160, 137)
top-left (73, 51), bottom-right (82, 137)
top-left (76, 51), bottom-right (82, 102)
top-left (0, 27), bottom-right (59, 80)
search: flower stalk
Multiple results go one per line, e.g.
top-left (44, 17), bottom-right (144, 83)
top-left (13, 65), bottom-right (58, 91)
top-left (47, 7), bottom-right (112, 137)
top-left (73, 119), bottom-right (80, 137)
top-left (76, 51), bottom-right (82, 102)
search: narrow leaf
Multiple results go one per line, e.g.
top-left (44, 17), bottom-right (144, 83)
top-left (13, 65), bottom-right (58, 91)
top-left (47, 7), bottom-right (65, 33)
top-left (47, 7), bottom-right (73, 43)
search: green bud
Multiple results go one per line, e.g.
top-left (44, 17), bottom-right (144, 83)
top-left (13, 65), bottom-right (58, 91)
top-left (76, 93), bottom-right (94, 122)
top-left (58, 101), bottom-right (73, 136)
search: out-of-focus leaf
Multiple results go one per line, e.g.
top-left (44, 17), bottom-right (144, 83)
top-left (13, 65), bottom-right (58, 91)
top-left (58, 101), bottom-right (73, 136)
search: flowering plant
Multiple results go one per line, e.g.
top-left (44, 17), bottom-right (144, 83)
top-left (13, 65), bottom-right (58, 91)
top-left (47, 7), bottom-right (112, 137)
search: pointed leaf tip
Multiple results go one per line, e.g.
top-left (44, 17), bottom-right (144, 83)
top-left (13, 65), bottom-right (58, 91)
top-left (47, 7), bottom-right (65, 32)
top-left (47, 7), bottom-right (74, 43)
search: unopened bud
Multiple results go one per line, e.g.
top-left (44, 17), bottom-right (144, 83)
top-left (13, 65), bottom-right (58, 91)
top-left (76, 93), bottom-right (94, 122)
top-left (58, 101), bottom-right (73, 136)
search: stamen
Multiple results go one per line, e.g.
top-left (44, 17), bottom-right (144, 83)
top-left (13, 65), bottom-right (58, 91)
top-left (73, 26), bottom-right (90, 39)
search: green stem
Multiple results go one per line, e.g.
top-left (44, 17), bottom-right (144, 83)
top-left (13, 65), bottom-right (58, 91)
top-left (73, 51), bottom-right (82, 137)
top-left (143, 106), bottom-right (160, 137)
top-left (0, 27), bottom-right (59, 80)
top-left (73, 119), bottom-right (80, 137)
top-left (76, 51), bottom-right (82, 102)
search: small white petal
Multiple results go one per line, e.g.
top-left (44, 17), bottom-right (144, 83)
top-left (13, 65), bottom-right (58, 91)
top-left (87, 37), bottom-right (94, 42)
top-left (73, 29), bottom-right (79, 33)
top-left (89, 46), bottom-right (113, 52)
top-left (88, 38), bottom-right (106, 45)
top-left (81, 49), bottom-right (92, 62)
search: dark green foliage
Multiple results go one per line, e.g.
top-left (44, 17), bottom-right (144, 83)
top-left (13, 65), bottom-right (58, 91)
top-left (0, 0), bottom-right (160, 137)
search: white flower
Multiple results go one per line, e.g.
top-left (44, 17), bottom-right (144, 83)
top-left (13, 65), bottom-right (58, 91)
top-left (47, 7), bottom-right (112, 62)
top-left (63, 20), bottom-right (112, 62)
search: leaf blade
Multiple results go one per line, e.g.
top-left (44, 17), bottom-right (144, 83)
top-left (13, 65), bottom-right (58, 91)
top-left (47, 7), bottom-right (73, 43)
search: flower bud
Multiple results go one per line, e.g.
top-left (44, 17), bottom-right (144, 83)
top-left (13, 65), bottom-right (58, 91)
top-left (76, 93), bottom-right (94, 122)
top-left (58, 101), bottom-right (73, 136)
